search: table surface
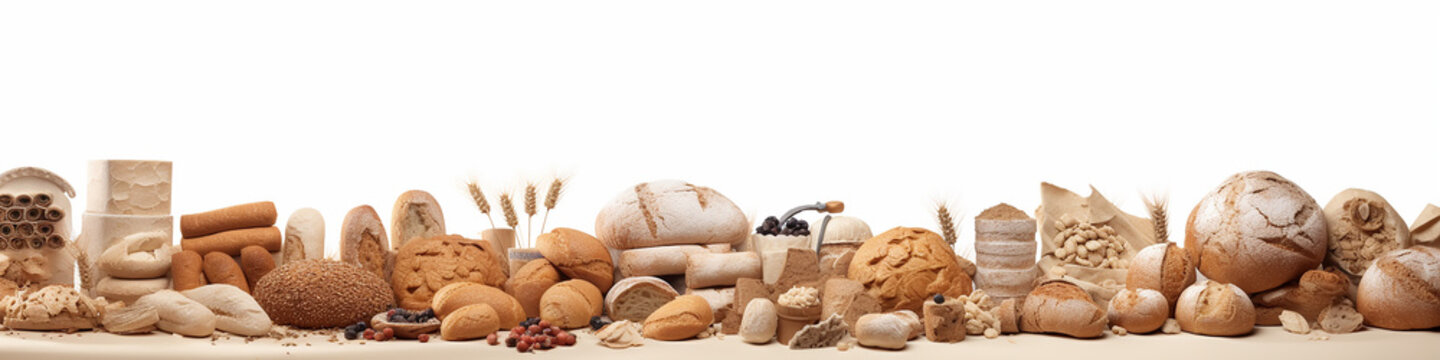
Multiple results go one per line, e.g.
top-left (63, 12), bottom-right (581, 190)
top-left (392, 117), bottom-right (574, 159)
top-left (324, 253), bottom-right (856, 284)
top-left (1, 325), bottom-right (1436, 360)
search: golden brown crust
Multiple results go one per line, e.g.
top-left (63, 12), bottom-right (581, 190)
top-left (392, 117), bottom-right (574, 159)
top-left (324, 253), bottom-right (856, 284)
top-left (341, 205), bottom-right (389, 280)
top-left (391, 235), bottom-right (508, 310)
top-left (848, 227), bottom-right (972, 313)
top-left (540, 279), bottom-right (603, 329)
top-left (202, 252), bottom-right (249, 293)
top-left (440, 304), bottom-right (499, 341)
top-left (536, 228), bottom-right (614, 291)
top-left (431, 282), bottom-right (526, 328)
top-left (239, 245), bottom-right (275, 291)
top-left (170, 250), bottom-right (206, 291)
top-left (180, 201), bottom-right (277, 238)
top-left (643, 295), bottom-right (713, 340)
top-left (504, 259), bottom-right (560, 318)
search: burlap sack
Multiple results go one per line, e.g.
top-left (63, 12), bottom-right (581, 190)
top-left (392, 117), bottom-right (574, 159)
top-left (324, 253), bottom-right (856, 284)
top-left (1035, 183), bottom-right (1158, 304)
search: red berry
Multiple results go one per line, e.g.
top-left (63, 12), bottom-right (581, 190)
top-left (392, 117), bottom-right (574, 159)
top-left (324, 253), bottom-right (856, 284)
top-left (363, 329), bottom-right (375, 340)
top-left (558, 333), bottom-right (575, 345)
top-left (512, 326), bottom-right (524, 334)
top-left (505, 337), bottom-right (518, 347)
top-left (537, 320), bottom-right (551, 328)
top-left (382, 327), bottom-right (395, 337)
top-left (528, 325), bottom-right (541, 334)
top-left (387, 309), bottom-right (397, 317)
top-left (517, 340), bottom-right (531, 352)
top-left (419, 334), bottom-right (430, 343)
top-left (487, 333), bottom-right (499, 345)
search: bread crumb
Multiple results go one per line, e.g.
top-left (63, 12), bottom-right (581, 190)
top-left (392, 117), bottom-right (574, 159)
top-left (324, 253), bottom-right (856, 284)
top-left (1111, 325), bottom-right (1128, 336)
top-left (1162, 319), bottom-right (1181, 334)
top-left (1280, 310), bottom-right (1311, 335)
top-left (984, 328), bottom-right (999, 339)
top-left (837, 339), bottom-right (855, 351)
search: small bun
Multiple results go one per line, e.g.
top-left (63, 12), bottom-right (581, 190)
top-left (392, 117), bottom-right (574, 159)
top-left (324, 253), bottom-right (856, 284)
top-left (1107, 288), bottom-right (1168, 334)
top-left (504, 259), bottom-right (561, 318)
top-left (431, 282), bottom-right (526, 328)
top-left (1126, 243), bottom-right (1195, 311)
top-left (440, 304), bottom-right (500, 341)
top-left (1357, 247), bottom-right (1440, 330)
top-left (1174, 280), bottom-right (1255, 336)
top-left (643, 295), bottom-right (713, 340)
top-left (537, 228), bottom-right (614, 291)
top-left (540, 279), bottom-right (603, 329)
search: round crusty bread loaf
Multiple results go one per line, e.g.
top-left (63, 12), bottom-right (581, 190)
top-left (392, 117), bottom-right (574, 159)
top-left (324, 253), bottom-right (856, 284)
top-left (431, 282), bottom-right (526, 328)
top-left (1107, 288), bottom-right (1168, 334)
top-left (594, 180), bottom-right (749, 250)
top-left (253, 259), bottom-right (393, 329)
top-left (1186, 171), bottom-right (1328, 293)
top-left (390, 190), bottom-right (446, 251)
top-left (537, 227), bottom-right (614, 291)
top-left (848, 227), bottom-right (973, 313)
top-left (1018, 280), bottom-right (1106, 338)
top-left (643, 294), bottom-right (713, 341)
top-left (1126, 243), bottom-right (1196, 311)
top-left (605, 276), bottom-right (679, 323)
top-left (440, 303), bottom-right (500, 341)
top-left (540, 279), bottom-right (603, 329)
top-left (392, 234), bottom-right (508, 310)
top-left (1174, 280), bottom-right (1255, 336)
top-left (1357, 247), bottom-right (1440, 330)
top-left (504, 258), bottom-right (561, 318)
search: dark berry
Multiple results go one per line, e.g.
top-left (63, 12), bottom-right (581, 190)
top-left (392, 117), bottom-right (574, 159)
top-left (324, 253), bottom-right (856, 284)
top-left (933, 294), bottom-right (945, 304)
top-left (344, 330), bottom-right (358, 340)
top-left (390, 314), bottom-right (406, 323)
top-left (506, 337), bottom-right (519, 347)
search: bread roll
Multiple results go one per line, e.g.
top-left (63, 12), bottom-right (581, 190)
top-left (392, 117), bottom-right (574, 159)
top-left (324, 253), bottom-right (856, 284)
top-left (1357, 247), bottom-right (1440, 330)
top-left (390, 190), bottom-right (446, 250)
top-left (1107, 288), bottom-right (1168, 334)
top-left (537, 227), bottom-right (614, 291)
top-left (180, 201), bottom-right (277, 238)
top-left (180, 227), bottom-right (282, 257)
top-left (1019, 280), bottom-right (1106, 338)
top-left (95, 277), bottom-right (170, 305)
top-left (855, 312), bottom-right (921, 350)
top-left (340, 205), bottom-right (389, 280)
top-left (281, 208), bottom-right (324, 265)
top-left (253, 259), bottom-right (393, 329)
top-left (849, 227), bottom-right (973, 312)
top-left (618, 245), bottom-right (708, 277)
top-left (540, 279), bottom-right (603, 329)
top-left (1126, 243), bottom-right (1195, 311)
top-left (239, 245), bottom-right (275, 291)
top-left (595, 180), bottom-right (749, 250)
top-left (1174, 280), bottom-right (1255, 336)
top-left (431, 282), bottom-right (526, 328)
top-left (1186, 171), bottom-right (1328, 293)
top-left (98, 231), bottom-right (175, 279)
top-left (504, 258), bottom-right (560, 318)
top-left (605, 276), bottom-right (679, 323)
top-left (134, 290), bottom-right (216, 337)
top-left (202, 251), bottom-right (249, 293)
top-left (392, 235), bottom-right (508, 310)
top-left (170, 250), bottom-right (206, 291)
top-left (1252, 269), bottom-right (1350, 321)
top-left (739, 298), bottom-right (777, 344)
top-left (440, 304), bottom-right (500, 341)
top-left (686, 252), bottom-right (762, 289)
top-left (643, 295), bottom-right (713, 340)
top-left (181, 284), bottom-right (272, 336)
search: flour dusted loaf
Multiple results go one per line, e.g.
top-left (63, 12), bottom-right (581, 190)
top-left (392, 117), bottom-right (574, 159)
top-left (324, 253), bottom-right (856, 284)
top-left (849, 227), bottom-right (973, 313)
top-left (1357, 247), bottom-right (1440, 330)
top-left (1174, 280), bottom-right (1255, 336)
top-left (391, 234), bottom-right (507, 310)
top-left (595, 180), bottom-right (749, 250)
top-left (537, 227), bottom-right (614, 291)
top-left (181, 284), bottom-right (272, 336)
top-left (134, 289), bottom-right (215, 337)
top-left (605, 276), bottom-right (678, 323)
top-left (390, 190), bottom-right (446, 250)
top-left (1107, 288), bottom-right (1168, 334)
top-left (1019, 280), bottom-right (1106, 338)
top-left (1126, 242), bottom-right (1195, 311)
top-left (1186, 171), bottom-right (1328, 293)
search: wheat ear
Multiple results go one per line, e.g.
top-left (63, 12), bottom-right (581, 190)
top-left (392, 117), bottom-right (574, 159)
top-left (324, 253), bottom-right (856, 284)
top-left (499, 192), bottom-right (519, 245)
top-left (524, 183), bottom-right (537, 246)
top-left (466, 181), bottom-right (496, 229)
top-left (1142, 192), bottom-right (1169, 242)
top-left (936, 203), bottom-right (958, 246)
top-left (67, 239), bottom-right (94, 293)
top-left (540, 178), bottom-right (565, 234)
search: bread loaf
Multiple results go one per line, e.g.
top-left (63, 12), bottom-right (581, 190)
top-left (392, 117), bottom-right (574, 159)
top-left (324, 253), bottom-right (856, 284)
top-left (856, 312), bottom-right (921, 349)
top-left (1174, 280), bottom-right (1255, 336)
top-left (281, 208), bottom-right (324, 265)
top-left (97, 231), bottom-right (174, 279)
top-left (537, 227), bottom-right (614, 291)
top-left (849, 227), bottom-right (973, 312)
top-left (253, 259), bottom-right (393, 329)
top-left (180, 201), bottom-right (277, 238)
top-left (605, 276), bottom-right (678, 323)
top-left (1019, 280), bottom-right (1106, 338)
top-left (202, 252), bottom-right (249, 293)
top-left (618, 245), bottom-right (708, 277)
top-left (540, 279), bottom-right (603, 329)
top-left (1252, 269), bottom-right (1350, 321)
top-left (170, 250), bottom-right (206, 291)
top-left (1186, 171), bottom-right (1328, 293)
top-left (340, 205), bottom-right (389, 280)
top-left (180, 227), bottom-right (282, 257)
top-left (595, 180), bottom-right (749, 250)
top-left (440, 304), bottom-right (500, 341)
top-left (739, 298), bottom-right (777, 343)
top-left (686, 252), bottom-right (762, 289)
top-left (392, 235), bottom-right (507, 310)
top-left (1107, 288), bottom-right (1168, 334)
top-left (100, 304), bottom-right (159, 335)
top-left (431, 282), bottom-right (526, 328)
top-left (181, 284), bottom-right (272, 336)
top-left (390, 190), bottom-right (446, 250)
top-left (134, 290), bottom-right (216, 337)
top-left (1126, 243), bottom-right (1195, 311)
top-left (643, 294), bottom-right (713, 340)
top-left (239, 245), bottom-right (275, 291)
top-left (1356, 247), bottom-right (1440, 330)
top-left (95, 276), bottom-right (169, 305)
top-left (504, 258), bottom-right (560, 318)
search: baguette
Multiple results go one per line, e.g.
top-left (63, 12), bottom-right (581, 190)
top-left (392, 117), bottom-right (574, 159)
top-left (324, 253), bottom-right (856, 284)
top-left (180, 201), bottom-right (277, 238)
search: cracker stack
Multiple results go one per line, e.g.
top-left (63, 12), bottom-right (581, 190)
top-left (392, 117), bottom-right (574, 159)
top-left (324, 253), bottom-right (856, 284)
top-left (79, 160), bottom-right (174, 299)
top-left (973, 203), bottom-right (1038, 301)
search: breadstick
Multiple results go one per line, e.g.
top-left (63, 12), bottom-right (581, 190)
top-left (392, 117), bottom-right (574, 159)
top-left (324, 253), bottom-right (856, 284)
top-left (202, 252), bottom-right (250, 293)
top-left (180, 201), bottom-right (277, 238)
top-left (181, 227), bottom-right (281, 256)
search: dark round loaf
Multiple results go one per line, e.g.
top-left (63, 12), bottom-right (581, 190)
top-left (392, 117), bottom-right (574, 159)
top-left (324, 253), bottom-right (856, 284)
top-left (254, 259), bottom-right (393, 328)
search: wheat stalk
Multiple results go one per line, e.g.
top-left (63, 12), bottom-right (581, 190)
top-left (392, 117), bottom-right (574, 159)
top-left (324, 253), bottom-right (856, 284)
top-left (1142, 192), bottom-right (1169, 242)
top-left (499, 191), bottom-right (519, 245)
top-left (524, 183), bottom-right (537, 246)
top-left (936, 203), bottom-right (958, 246)
top-left (539, 178), bottom-right (566, 234)
top-left (67, 239), bottom-right (94, 293)
top-left (466, 181), bottom-right (496, 229)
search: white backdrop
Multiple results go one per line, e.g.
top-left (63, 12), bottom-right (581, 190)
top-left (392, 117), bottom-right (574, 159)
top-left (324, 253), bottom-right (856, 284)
top-left (2, 1), bottom-right (1436, 257)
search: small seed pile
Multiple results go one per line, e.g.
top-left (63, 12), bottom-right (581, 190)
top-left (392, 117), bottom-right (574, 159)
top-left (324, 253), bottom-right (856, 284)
top-left (1051, 216), bottom-right (1131, 269)
top-left (954, 290), bottom-right (1002, 339)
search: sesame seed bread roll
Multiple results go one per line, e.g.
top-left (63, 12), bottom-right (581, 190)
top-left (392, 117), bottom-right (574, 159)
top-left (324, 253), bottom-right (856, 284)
top-left (180, 201), bottom-right (277, 238)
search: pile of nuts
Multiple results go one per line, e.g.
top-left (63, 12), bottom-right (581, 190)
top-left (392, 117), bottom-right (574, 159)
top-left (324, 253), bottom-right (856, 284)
top-left (1050, 216), bottom-right (1131, 269)
top-left (1329, 198), bottom-right (1400, 274)
top-left (953, 290), bottom-right (1002, 339)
